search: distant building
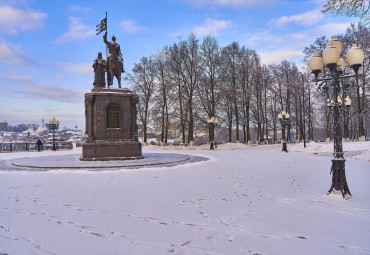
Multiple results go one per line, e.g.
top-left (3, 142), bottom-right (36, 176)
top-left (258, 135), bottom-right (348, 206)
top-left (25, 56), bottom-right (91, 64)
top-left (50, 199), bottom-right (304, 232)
top-left (67, 128), bottom-right (83, 134)
top-left (36, 117), bottom-right (49, 136)
top-left (0, 121), bottom-right (8, 131)
top-left (22, 124), bottom-right (36, 135)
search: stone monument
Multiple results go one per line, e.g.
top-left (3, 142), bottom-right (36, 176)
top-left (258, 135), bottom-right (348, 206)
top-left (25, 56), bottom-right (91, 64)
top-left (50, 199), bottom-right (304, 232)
top-left (81, 23), bottom-right (142, 161)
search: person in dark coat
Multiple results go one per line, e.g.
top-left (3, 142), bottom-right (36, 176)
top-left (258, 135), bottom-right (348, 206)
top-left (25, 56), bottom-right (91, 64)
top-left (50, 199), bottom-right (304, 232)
top-left (37, 139), bottom-right (43, 152)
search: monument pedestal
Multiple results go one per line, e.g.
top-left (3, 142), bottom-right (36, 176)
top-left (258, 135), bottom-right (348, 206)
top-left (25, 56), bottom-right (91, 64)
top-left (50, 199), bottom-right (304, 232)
top-left (81, 88), bottom-right (142, 161)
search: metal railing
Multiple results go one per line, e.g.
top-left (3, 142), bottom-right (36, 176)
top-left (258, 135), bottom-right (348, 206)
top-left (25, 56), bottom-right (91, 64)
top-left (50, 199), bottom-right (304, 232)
top-left (0, 142), bottom-right (74, 152)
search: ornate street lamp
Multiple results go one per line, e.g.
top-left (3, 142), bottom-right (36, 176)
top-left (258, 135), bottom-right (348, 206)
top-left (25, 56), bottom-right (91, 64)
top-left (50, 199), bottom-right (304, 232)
top-left (207, 116), bottom-right (218, 150)
top-left (278, 111), bottom-right (290, 152)
top-left (48, 117), bottom-right (60, 151)
top-left (309, 36), bottom-right (364, 199)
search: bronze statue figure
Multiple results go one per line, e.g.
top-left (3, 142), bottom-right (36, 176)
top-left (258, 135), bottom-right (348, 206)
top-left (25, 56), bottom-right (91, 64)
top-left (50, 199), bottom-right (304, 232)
top-left (92, 52), bottom-right (107, 88)
top-left (103, 32), bottom-right (124, 88)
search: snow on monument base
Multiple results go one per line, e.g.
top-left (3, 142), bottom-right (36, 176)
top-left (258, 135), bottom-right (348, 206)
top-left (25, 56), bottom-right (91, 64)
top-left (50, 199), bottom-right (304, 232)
top-left (81, 140), bottom-right (143, 161)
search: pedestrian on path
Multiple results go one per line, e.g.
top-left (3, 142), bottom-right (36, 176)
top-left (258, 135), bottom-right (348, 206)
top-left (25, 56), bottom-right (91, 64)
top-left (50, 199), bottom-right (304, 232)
top-left (37, 139), bottom-right (43, 152)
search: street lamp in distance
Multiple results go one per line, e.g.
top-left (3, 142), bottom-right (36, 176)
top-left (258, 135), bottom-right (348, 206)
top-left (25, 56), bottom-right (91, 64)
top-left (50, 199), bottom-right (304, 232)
top-left (207, 116), bottom-right (218, 150)
top-left (308, 36), bottom-right (364, 199)
top-left (278, 111), bottom-right (290, 152)
top-left (48, 117), bottom-right (60, 151)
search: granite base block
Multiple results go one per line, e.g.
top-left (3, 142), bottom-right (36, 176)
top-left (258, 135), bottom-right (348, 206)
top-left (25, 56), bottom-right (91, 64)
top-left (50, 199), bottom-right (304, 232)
top-left (81, 140), bottom-right (143, 161)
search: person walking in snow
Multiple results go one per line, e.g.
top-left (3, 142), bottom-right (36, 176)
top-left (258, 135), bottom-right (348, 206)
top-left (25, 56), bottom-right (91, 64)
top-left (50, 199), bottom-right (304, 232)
top-left (37, 139), bottom-right (43, 152)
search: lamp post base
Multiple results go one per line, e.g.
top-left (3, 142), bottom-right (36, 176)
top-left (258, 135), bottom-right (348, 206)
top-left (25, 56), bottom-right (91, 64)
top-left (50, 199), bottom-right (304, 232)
top-left (328, 158), bottom-right (351, 199)
top-left (282, 142), bottom-right (288, 152)
top-left (210, 142), bottom-right (214, 150)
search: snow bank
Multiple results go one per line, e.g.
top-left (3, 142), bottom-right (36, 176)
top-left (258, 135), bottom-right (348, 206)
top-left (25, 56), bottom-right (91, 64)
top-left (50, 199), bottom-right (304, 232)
top-left (350, 149), bottom-right (370, 161)
top-left (290, 141), bottom-right (370, 161)
top-left (143, 142), bottom-right (280, 151)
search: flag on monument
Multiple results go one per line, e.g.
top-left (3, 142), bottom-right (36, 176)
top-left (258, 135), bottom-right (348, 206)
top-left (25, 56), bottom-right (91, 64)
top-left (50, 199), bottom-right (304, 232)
top-left (96, 18), bottom-right (107, 35)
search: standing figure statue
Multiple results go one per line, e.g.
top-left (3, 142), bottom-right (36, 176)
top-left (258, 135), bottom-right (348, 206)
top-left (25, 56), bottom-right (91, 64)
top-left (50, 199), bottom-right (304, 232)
top-left (93, 52), bottom-right (107, 88)
top-left (103, 32), bottom-right (124, 88)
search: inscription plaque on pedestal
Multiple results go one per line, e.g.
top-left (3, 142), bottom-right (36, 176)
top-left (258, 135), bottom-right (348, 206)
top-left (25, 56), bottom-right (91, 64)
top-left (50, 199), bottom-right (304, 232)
top-left (107, 104), bottom-right (120, 128)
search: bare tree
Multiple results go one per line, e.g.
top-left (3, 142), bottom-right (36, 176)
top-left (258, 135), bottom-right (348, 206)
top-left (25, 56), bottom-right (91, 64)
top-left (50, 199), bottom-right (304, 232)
top-left (250, 53), bottom-right (264, 143)
top-left (271, 61), bottom-right (297, 142)
top-left (126, 56), bottom-right (156, 144)
top-left (153, 49), bottom-right (172, 144)
top-left (269, 80), bottom-right (280, 143)
top-left (197, 36), bottom-right (222, 142)
top-left (239, 47), bottom-right (255, 144)
top-left (303, 36), bottom-right (329, 63)
top-left (180, 34), bottom-right (201, 146)
top-left (322, 0), bottom-right (370, 25)
top-left (303, 36), bottom-right (332, 141)
top-left (168, 42), bottom-right (187, 144)
top-left (220, 86), bottom-right (234, 142)
top-left (221, 42), bottom-right (241, 142)
top-left (342, 23), bottom-right (370, 140)
top-left (126, 24), bottom-right (367, 145)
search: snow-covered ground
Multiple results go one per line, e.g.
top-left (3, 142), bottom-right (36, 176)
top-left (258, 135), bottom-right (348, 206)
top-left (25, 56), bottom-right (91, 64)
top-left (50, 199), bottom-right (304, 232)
top-left (0, 142), bottom-right (369, 254)
top-left (290, 141), bottom-right (370, 161)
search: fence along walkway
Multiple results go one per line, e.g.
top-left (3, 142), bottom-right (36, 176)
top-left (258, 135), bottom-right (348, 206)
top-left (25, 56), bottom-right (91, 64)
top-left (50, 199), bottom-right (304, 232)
top-left (0, 142), bottom-right (74, 152)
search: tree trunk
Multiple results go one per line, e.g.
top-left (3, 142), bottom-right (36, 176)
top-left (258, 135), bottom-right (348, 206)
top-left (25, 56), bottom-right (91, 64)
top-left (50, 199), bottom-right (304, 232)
top-left (178, 78), bottom-right (186, 144)
top-left (357, 77), bottom-right (365, 139)
top-left (246, 105), bottom-right (250, 142)
top-left (165, 102), bottom-right (169, 144)
top-left (188, 98), bottom-right (194, 145)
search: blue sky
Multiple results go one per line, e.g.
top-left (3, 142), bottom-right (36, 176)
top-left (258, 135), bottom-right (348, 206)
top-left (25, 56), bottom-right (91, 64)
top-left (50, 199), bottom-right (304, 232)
top-left (0, 0), bottom-right (357, 129)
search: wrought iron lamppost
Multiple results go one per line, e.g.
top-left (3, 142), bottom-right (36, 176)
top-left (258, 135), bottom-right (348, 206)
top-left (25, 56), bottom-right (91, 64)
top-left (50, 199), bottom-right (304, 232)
top-left (207, 116), bottom-right (218, 150)
top-left (48, 117), bottom-right (60, 151)
top-left (302, 74), bottom-right (306, 148)
top-left (278, 111), bottom-right (290, 152)
top-left (309, 36), bottom-right (364, 199)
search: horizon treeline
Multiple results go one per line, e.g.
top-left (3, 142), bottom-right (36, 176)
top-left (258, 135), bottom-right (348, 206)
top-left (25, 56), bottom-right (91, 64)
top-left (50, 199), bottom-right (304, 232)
top-left (126, 22), bottom-right (369, 145)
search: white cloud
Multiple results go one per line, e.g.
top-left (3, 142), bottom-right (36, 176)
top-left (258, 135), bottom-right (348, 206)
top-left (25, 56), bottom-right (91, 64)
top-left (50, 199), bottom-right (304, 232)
top-left (246, 21), bottom-right (351, 64)
top-left (10, 83), bottom-right (83, 102)
top-left (0, 75), bottom-right (32, 82)
top-left (61, 62), bottom-right (92, 74)
top-left (69, 5), bottom-right (92, 12)
top-left (272, 9), bottom-right (324, 27)
top-left (56, 17), bottom-right (95, 43)
top-left (246, 22), bottom-right (350, 51)
top-left (185, 0), bottom-right (279, 7)
top-left (315, 22), bottom-right (351, 35)
top-left (193, 18), bottom-right (232, 36)
top-left (54, 74), bottom-right (67, 79)
top-left (0, 39), bottom-right (31, 65)
top-left (0, 5), bottom-right (47, 34)
top-left (312, 0), bottom-right (326, 5)
top-left (259, 50), bottom-right (304, 65)
top-left (120, 20), bottom-right (147, 33)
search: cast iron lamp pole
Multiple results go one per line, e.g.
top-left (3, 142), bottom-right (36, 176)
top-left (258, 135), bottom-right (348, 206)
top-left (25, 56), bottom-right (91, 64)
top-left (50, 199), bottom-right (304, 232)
top-left (278, 111), bottom-right (290, 152)
top-left (48, 117), bottom-right (60, 151)
top-left (302, 74), bottom-right (306, 148)
top-left (309, 36), bottom-right (364, 199)
top-left (207, 116), bottom-right (218, 150)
